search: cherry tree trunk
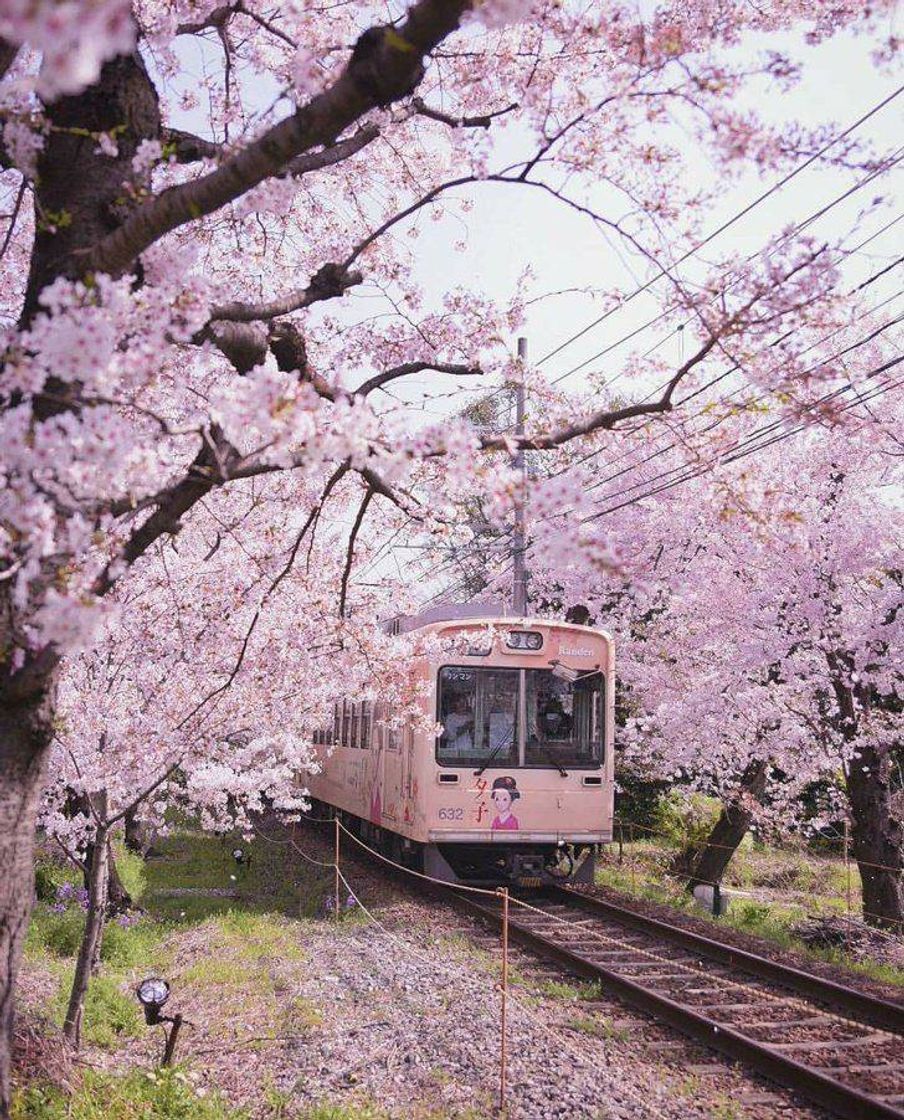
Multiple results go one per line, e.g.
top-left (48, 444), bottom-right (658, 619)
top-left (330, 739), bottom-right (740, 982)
top-left (83, 836), bottom-right (132, 915)
top-left (846, 743), bottom-right (904, 931)
top-left (64, 824), bottom-right (110, 1045)
top-left (681, 760), bottom-right (769, 892)
top-left (0, 697), bottom-right (55, 1120)
top-left (0, 52), bottom-right (160, 1117)
top-left (124, 805), bottom-right (154, 857)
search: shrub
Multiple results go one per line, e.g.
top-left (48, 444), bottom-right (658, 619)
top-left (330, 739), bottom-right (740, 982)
top-left (34, 858), bottom-right (78, 903)
top-left (652, 791), bottom-right (723, 850)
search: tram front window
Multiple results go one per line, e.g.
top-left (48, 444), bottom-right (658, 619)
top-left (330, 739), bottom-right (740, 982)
top-left (437, 667), bottom-right (518, 766)
top-left (438, 666), bottom-right (603, 768)
top-left (524, 670), bottom-right (602, 767)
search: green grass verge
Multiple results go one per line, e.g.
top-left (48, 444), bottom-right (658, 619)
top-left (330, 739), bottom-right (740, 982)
top-left (13, 1068), bottom-right (245, 1120)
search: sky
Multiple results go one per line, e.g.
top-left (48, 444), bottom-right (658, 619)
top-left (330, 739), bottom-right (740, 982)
top-left (162, 14), bottom-right (902, 603)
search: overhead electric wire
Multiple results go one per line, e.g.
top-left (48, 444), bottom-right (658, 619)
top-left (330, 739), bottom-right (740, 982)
top-left (533, 84), bottom-right (904, 372)
top-left (582, 355), bottom-right (904, 522)
top-left (541, 248), bottom-right (904, 495)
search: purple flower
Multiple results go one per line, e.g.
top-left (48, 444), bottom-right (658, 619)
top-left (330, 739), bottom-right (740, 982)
top-left (49, 902), bottom-right (67, 915)
top-left (56, 883), bottom-right (76, 902)
top-left (75, 887), bottom-right (89, 908)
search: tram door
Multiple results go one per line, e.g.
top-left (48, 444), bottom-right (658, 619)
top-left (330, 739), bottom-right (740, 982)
top-left (400, 725), bottom-right (416, 828)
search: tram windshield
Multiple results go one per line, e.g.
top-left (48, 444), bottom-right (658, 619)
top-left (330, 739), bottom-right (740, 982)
top-left (437, 666), bottom-right (603, 768)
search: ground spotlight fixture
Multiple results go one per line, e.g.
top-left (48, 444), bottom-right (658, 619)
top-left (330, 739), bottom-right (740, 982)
top-left (232, 846), bottom-right (251, 869)
top-left (136, 977), bottom-right (184, 1066)
top-left (136, 977), bottom-right (170, 1025)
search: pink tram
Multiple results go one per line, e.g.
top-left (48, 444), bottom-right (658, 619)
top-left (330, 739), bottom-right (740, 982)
top-left (306, 608), bottom-right (615, 886)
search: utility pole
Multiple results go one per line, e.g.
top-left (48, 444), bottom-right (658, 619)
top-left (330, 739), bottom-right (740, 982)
top-left (511, 336), bottom-right (528, 617)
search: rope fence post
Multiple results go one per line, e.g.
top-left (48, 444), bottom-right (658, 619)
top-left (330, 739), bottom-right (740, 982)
top-left (334, 816), bottom-right (341, 920)
top-left (498, 886), bottom-right (509, 1116)
top-left (844, 819), bottom-right (852, 918)
top-left (617, 821), bottom-right (623, 865)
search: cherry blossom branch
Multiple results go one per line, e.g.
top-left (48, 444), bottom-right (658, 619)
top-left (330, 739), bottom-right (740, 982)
top-left (174, 4), bottom-right (240, 36)
top-left (480, 334), bottom-right (720, 452)
top-left (85, 0), bottom-right (471, 276)
top-left (209, 261), bottom-right (364, 323)
top-left (0, 38), bottom-right (19, 81)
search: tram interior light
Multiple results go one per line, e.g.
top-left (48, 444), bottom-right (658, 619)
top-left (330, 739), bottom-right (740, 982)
top-left (506, 630), bottom-right (543, 651)
top-left (136, 977), bottom-right (170, 1025)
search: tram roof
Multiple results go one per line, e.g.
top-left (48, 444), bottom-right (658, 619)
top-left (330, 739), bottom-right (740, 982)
top-left (385, 602), bottom-right (611, 642)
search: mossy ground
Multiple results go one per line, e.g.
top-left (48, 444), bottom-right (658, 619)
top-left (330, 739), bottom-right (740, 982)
top-left (596, 836), bottom-right (904, 986)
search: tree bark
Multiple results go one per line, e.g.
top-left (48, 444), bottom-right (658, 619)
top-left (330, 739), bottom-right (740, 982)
top-left (679, 759), bottom-right (769, 891)
top-left (828, 651), bottom-right (904, 931)
top-left (845, 741), bottom-right (903, 931)
top-left (0, 696), bottom-right (56, 1119)
top-left (63, 824), bottom-right (110, 1045)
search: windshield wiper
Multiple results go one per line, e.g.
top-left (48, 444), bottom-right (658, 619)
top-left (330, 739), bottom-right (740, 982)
top-left (473, 735), bottom-right (511, 776)
top-left (540, 746), bottom-right (568, 777)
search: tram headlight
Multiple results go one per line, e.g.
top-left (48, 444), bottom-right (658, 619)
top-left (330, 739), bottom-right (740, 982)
top-left (506, 630), bottom-right (543, 651)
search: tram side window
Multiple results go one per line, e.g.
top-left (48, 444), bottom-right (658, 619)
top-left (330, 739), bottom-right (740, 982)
top-left (437, 667), bottom-right (518, 766)
top-left (361, 701), bottom-right (371, 749)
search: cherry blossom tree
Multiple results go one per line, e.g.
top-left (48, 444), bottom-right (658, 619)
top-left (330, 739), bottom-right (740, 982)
top-left (0, 0), bottom-right (898, 1108)
top-left (527, 409), bottom-right (903, 925)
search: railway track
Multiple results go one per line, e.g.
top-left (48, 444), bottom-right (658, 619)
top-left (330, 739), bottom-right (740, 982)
top-left (448, 883), bottom-right (904, 1120)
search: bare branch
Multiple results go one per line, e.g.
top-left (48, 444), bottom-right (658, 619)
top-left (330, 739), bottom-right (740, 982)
top-left (163, 127), bottom-right (221, 164)
top-left (210, 261), bottom-right (363, 323)
top-left (411, 97), bottom-right (518, 129)
top-left (86, 1), bottom-right (471, 276)
top-left (355, 360), bottom-right (481, 398)
top-left (339, 486), bottom-right (375, 617)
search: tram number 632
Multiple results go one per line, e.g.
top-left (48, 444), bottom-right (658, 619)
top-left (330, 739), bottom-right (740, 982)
top-left (438, 807), bottom-right (464, 820)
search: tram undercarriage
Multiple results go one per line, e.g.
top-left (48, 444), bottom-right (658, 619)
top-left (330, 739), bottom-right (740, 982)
top-left (327, 806), bottom-right (597, 887)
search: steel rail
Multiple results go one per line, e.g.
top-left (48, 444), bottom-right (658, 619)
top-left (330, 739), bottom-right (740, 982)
top-left (447, 887), bottom-right (904, 1120)
top-left (550, 885), bottom-right (904, 1034)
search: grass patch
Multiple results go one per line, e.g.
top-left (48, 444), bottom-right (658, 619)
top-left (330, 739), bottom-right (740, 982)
top-left (566, 1013), bottom-right (629, 1040)
top-left (535, 978), bottom-right (602, 1002)
top-left (112, 843), bottom-right (148, 902)
top-left (13, 1068), bottom-right (244, 1120)
top-left (50, 975), bottom-right (141, 1049)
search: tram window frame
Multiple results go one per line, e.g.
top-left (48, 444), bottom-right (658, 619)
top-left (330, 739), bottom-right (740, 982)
top-left (435, 664), bottom-right (605, 769)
